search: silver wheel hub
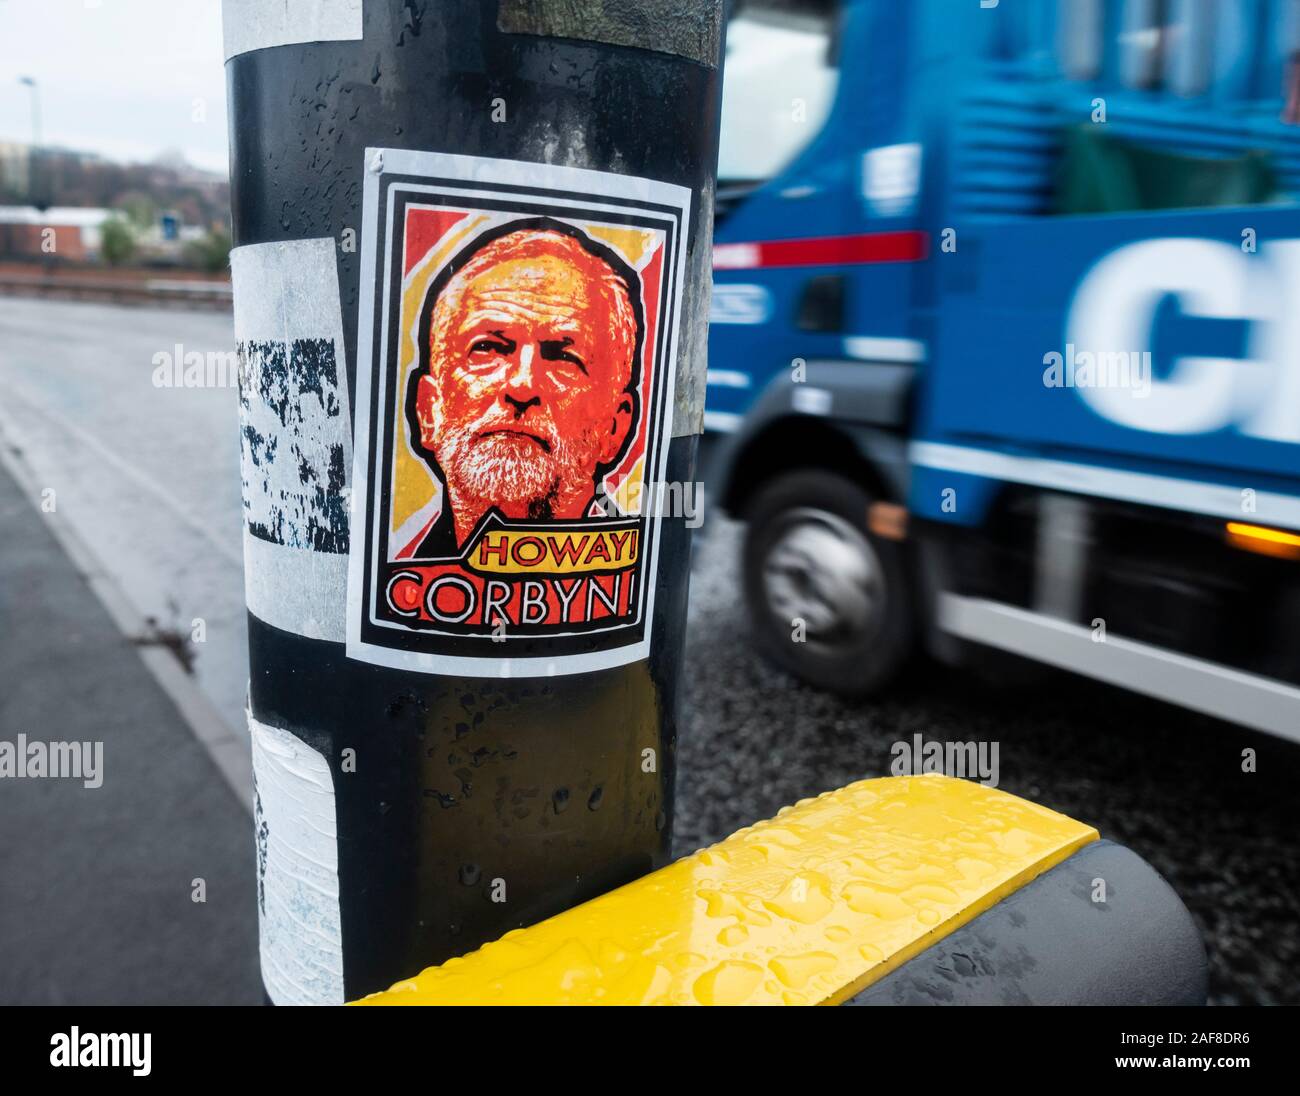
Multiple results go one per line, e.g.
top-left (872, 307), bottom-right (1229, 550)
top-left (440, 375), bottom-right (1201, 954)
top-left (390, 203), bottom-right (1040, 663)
top-left (762, 508), bottom-right (883, 645)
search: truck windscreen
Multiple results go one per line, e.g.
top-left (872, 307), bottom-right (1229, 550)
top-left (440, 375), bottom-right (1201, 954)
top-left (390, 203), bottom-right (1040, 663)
top-left (718, 4), bottom-right (840, 190)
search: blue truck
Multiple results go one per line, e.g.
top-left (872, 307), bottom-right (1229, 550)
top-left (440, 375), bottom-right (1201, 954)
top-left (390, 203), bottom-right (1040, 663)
top-left (706, 0), bottom-right (1300, 739)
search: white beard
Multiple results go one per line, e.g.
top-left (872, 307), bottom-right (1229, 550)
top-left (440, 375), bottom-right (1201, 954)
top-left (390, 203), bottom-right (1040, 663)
top-left (433, 409), bottom-right (602, 516)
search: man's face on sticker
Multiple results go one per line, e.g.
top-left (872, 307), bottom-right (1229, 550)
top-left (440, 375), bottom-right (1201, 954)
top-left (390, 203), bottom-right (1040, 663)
top-left (415, 228), bottom-right (638, 532)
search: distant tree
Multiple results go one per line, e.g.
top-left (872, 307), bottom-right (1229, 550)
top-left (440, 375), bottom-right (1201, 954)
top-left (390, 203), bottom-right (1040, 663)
top-left (184, 227), bottom-right (231, 274)
top-left (174, 195), bottom-right (203, 225)
top-left (17, 148), bottom-right (230, 232)
top-left (118, 193), bottom-right (156, 231)
top-left (99, 217), bottom-right (136, 266)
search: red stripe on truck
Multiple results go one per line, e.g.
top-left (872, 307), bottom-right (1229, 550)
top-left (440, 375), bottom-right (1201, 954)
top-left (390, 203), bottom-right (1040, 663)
top-left (712, 231), bottom-right (929, 270)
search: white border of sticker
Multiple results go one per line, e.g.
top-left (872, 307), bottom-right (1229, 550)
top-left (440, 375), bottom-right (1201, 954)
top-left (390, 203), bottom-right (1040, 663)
top-left (345, 148), bottom-right (692, 677)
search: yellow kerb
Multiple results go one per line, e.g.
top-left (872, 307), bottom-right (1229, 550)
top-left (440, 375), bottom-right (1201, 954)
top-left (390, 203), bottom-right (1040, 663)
top-left (355, 774), bottom-right (1097, 1006)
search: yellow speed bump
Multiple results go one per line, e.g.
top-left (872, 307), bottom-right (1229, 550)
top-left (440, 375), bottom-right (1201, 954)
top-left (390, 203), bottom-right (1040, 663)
top-left (356, 775), bottom-right (1097, 1006)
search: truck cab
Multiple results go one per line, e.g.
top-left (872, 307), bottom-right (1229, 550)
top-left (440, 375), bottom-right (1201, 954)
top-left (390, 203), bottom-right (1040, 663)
top-left (708, 0), bottom-right (1300, 739)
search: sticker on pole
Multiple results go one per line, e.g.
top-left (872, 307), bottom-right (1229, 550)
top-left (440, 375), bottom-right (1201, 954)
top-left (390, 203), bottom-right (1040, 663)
top-left (347, 149), bottom-right (692, 676)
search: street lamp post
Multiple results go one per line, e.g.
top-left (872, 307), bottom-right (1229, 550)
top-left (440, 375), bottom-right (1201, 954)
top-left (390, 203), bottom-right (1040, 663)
top-left (17, 76), bottom-right (43, 210)
top-left (17, 76), bottom-right (42, 148)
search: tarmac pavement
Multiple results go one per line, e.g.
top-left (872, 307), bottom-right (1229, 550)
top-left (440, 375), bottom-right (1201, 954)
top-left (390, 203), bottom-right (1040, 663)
top-left (0, 459), bottom-right (260, 1005)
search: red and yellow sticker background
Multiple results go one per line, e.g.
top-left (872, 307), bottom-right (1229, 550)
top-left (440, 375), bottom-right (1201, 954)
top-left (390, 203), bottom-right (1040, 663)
top-left (388, 205), bottom-right (667, 560)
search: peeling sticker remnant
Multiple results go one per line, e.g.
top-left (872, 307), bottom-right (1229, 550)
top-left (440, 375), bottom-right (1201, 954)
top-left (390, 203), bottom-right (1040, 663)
top-left (240, 338), bottom-right (348, 552)
top-left (232, 238), bottom-right (352, 641)
top-left (250, 715), bottom-right (343, 1006)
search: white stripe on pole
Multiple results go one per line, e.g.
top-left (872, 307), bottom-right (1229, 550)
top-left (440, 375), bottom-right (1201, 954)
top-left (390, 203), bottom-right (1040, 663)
top-left (222, 0), bottom-right (363, 62)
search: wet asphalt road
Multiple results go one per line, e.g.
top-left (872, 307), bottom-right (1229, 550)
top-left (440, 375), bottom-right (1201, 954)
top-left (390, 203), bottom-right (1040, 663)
top-left (677, 521), bottom-right (1300, 1006)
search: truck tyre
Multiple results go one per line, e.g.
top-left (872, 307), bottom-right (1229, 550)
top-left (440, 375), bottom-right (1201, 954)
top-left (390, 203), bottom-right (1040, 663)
top-left (742, 470), bottom-right (913, 696)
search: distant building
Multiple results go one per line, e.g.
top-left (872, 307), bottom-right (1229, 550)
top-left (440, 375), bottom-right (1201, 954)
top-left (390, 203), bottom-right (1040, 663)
top-left (0, 142), bottom-right (31, 199)
top-left (0, 206), bottom-right (113, 262)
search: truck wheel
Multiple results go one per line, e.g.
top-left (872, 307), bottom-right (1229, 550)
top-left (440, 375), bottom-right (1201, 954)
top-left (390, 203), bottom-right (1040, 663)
top-left (742, 470), bottom-right (913, 696)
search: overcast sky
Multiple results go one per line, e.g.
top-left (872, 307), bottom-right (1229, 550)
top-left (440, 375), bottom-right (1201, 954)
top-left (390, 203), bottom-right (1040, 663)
top-left (0, 0), bottom-right (229, 174)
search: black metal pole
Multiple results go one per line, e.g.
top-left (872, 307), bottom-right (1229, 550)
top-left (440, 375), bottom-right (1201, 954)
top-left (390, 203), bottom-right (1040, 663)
top-left (223, 0), bottom-right (723, 1003)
